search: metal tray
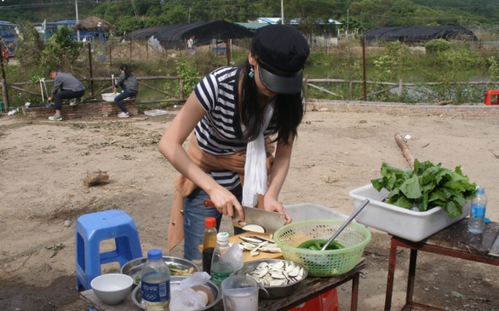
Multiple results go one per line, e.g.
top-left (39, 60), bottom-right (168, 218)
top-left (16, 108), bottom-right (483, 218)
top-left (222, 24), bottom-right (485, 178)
top-left (121, 256), bottom-right (199, 286)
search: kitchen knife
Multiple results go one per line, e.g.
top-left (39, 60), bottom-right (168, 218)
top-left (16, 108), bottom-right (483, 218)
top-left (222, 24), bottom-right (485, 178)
top-left (202, 199), bottom-right (286, 234)
top-left (489, 234), bottom-right (499, 257)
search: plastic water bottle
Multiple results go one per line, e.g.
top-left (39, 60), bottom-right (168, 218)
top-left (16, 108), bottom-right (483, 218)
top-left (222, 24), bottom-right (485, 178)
top-left (202, 217), bottom-right (217, 274)
top-left (210, 232), bottom-right (234, 286)
top-left (468, 186), bottom-right (487, 234)
top-left (141, 249), bottom-right (170, 311)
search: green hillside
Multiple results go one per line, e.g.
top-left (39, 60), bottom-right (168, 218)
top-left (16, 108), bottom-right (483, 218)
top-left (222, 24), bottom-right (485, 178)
top-left (0, 0), bottom-right (498, 35)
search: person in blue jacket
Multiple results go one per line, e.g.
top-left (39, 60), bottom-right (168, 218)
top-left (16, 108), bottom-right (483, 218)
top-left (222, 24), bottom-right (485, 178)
top-left (47, 69), bottom-right (85, 121)
top-left (113, 64), bottom-right (138, 118)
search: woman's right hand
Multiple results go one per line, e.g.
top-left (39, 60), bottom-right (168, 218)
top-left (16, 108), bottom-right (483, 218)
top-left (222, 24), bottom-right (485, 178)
top-left (207, 187), bottom-right (244, 222)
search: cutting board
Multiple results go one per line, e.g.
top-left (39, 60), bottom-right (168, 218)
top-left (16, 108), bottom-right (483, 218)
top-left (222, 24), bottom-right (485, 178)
top-left (198, 232), bottom-right (283, 262)
top-left (230, 232), bottom-right (283, 262)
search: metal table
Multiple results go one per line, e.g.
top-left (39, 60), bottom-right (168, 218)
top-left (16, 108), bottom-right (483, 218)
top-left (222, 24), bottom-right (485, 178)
top-left (81, 261), bottom-right (365, 311)
top-left (384, 219), bottom-right (499, 311)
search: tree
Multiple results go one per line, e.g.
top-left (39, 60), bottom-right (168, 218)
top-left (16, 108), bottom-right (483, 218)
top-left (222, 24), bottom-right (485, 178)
top-left (15, 21), bottom-right (44, 70)
top-left (40, 27), bottom-right (82, 71)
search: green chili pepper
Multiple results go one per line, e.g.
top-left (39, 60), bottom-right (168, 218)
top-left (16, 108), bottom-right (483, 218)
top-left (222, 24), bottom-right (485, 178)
top-left (297, 238), bottom-right (345, 251)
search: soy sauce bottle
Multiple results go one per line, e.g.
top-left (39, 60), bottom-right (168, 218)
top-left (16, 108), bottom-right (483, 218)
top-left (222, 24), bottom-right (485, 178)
top-left (202, 217), bottom-right (217, 274)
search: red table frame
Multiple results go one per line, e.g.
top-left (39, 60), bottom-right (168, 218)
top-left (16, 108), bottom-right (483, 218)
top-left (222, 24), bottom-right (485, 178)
top-left (384, 220), bottom-right (499, 311)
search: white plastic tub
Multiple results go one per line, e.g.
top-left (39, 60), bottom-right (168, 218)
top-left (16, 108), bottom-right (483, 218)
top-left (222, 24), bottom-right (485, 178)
top-left (349, 184), bottom-right (471, 242)
top-left (284, 203), bottom-right (348, 222)
top-left (101, 93), bottom-right (116, 102)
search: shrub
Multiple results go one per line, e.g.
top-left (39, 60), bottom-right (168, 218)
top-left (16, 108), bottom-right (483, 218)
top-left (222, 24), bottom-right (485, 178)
top-left (425, 39), bottom-right (451, 53)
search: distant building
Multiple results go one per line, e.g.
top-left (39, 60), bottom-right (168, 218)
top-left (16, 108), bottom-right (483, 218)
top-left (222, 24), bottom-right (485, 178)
top-left (254, 17), bottom-right (282, 24)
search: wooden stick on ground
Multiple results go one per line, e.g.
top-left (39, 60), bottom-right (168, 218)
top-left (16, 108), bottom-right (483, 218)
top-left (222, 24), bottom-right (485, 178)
top-left (394, 133), bottom-right (415, 169)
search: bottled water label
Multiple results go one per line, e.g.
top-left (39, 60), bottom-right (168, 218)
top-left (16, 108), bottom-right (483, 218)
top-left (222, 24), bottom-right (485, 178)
top-left (470, 203), bottom-right (486, 218)
top-left (142, 273), bottom-right (170, 303)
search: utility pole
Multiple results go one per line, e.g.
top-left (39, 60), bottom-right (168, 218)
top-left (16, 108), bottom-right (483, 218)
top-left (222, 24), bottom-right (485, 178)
top-left (281, 0), bottom-right (284, 24)
top-left (75, 0), bottom-right (80, 41)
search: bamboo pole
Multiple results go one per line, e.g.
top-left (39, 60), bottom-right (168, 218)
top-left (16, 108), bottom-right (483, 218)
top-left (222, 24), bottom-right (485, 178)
top-left (307, 83), bottom-right (342, 98)
top-left (137, 81), bottom-right (174, 97)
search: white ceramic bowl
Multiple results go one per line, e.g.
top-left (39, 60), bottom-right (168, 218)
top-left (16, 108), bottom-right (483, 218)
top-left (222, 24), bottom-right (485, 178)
top-left (101, 93), bottom-right (116, 102)
top-left (91, 273), bottom-right (134, 305)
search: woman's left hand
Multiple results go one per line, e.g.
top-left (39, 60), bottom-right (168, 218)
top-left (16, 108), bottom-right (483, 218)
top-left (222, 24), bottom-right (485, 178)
top-left (262, 195), bottom-right (292, 224)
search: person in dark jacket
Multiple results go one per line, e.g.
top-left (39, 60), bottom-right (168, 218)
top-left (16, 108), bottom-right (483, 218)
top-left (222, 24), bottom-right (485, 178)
top-left (47, 69), bottom-right (85, 121)
top-left (113, 64), bottom-right (138, 118)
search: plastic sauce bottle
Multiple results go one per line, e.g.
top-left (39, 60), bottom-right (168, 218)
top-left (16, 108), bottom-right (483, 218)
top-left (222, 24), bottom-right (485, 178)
top-left (202, 217), bottom-right (218, 274)
top-left (141, 249), bottom-right (171, 311)
top-left (210, 232), bottom-right (234, 286)
top-left (468, 186), bottom-right (487, 234)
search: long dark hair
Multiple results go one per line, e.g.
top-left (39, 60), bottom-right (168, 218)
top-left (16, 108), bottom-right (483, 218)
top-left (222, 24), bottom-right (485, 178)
top-left (239, 61), bottom-right (304, 145)
top-left (120, 64), bottom-right (131, 80)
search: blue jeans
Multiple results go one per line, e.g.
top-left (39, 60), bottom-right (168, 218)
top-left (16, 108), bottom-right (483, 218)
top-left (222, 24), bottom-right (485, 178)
top-left (54, 89), bottom-right (85, 110)
top-left (183, 185), bottom-right (243, 261)
top-left (114, 86), bottom-right (136, 113)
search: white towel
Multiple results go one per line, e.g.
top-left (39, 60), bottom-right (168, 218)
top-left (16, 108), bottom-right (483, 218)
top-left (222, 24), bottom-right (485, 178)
top-left (242, 101), bottom-right (275, 207)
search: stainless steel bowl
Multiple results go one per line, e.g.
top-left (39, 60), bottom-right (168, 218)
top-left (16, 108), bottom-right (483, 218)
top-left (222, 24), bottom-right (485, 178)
top-left (132, 275), bottom-right (221, 310)
top-left (121, 256), bottom-right (199, 286)
top-left (235, 259), bottom-right (308, 299)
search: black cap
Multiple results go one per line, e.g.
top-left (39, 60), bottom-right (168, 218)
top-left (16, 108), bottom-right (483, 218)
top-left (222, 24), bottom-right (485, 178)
top-left (251, 24), bottom-right (310, 94)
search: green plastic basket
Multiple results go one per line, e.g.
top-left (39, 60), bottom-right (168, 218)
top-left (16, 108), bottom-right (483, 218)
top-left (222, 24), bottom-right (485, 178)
top-left (273, 219), bottom-right (371, 277)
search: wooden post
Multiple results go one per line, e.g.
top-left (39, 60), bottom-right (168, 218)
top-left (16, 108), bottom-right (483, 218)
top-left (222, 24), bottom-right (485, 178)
top-left (88, 43), bottom-right (94, 96)
top-left (304, 74), bottom-right (309, 101)
top-left (146, 41), bottom-right (149, 60)
top-left (398, 78), bottom-right (403, 97)
top-left (180, 80), bottom-right (184, 100)
top-left (361, 37), bottom-right (367, 101)
top-left (109, 42), bottom-right (112, 66)
top-left (0, 45), bottom-right (9, 109)
top-left (129, 38), bottom-right (132, 59)
top-left (225, 39), bottom-right (231, 66)
top-left (349, 80), bottom-right (353, 100)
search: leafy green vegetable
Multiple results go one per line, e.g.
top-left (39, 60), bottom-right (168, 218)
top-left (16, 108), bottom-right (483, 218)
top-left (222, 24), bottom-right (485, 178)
top-left (371, 160), bottom-right (476, 218)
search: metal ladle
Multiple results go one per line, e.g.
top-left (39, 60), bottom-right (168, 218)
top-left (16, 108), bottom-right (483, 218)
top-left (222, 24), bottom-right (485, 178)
top-left (321, 199), bottom-right (370, 251)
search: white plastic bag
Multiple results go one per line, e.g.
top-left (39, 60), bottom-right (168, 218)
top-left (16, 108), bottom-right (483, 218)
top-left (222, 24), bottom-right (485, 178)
top-left (223, 242), bottom-right (244, 272)
top-left (170, 272), bottom-right (211, 311)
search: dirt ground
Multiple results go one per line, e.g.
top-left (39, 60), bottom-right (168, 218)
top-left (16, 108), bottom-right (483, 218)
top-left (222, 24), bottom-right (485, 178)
top-left (1, 103), bottom-right (499, 311)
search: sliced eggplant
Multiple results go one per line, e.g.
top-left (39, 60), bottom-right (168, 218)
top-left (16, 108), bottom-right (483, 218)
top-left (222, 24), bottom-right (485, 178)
top-left (242, 224), bottom-right (266, 233)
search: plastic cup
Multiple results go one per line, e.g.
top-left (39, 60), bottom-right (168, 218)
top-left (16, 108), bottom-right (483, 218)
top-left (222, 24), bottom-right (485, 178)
top-left (221, 275), bottom-right (267, 311)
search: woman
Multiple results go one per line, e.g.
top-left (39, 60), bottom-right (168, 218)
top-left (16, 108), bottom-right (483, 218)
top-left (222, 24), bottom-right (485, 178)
top-left (113, 64), bottom-right (138, 118)
top-left (159, 25), bottom-right (310, 261)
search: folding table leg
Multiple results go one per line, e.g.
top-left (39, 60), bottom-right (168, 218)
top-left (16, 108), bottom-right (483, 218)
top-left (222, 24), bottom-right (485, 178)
top-left (350, 271), bottom-right (360, 311)
top-left (384, 237), bottom-right (398, 311)
top-left (405, 249), bottom-right (418, 306)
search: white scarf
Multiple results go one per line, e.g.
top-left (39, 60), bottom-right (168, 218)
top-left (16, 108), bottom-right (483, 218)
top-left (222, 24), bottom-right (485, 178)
top-left (242, 100), bottom-right (275, 207)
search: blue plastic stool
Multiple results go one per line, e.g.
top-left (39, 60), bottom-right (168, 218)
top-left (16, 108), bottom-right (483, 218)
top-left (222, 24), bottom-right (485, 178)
top-left (76, 209), bottom-right (143, 290)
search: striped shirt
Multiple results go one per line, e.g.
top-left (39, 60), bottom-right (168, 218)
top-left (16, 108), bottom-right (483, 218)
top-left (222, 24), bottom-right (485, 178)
top-left (194, 66), bottom-right (275, 190)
